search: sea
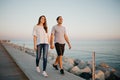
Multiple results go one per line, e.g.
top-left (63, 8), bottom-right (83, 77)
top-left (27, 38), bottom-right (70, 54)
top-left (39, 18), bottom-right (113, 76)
top-left (11, 40), bottom-right (120, 71)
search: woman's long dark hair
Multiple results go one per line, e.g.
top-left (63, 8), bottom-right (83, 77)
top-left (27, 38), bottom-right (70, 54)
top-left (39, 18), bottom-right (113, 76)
top-left (37, 15), bottom-right (48, 33)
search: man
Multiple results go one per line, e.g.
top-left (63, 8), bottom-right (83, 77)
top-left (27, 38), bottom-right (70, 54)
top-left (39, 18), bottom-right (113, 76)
top-left (50, 16), bottom-right (71, 75)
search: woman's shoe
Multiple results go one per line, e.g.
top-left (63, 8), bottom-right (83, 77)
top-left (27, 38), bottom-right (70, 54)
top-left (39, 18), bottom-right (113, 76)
top-left (42, 71), bottom-right (48, 77)
top-left (36, 67), bottom-right (40, 73)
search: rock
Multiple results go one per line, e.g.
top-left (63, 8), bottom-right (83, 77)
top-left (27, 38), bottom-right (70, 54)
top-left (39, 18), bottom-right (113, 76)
top-left (74, 59), bottom-right (81, 66)
top-left (87, 61), bottom-right (92, 69)
top-left (63, 62), bottom-right (74, 72)
top-left (96, 66), bottom-right (110, 79)
top-left (80, 66), bottom-right (91, 73)
top-left (96, 64), bottom-right (116, 79)
top-left (63, 57), bottom-right (68, 62)
top-left (49, 54), bottom-right (57, 60)
top-left (108, 67), bottom-right (116, 72)
top-left (95, 70), bottom-right (105, 80)
top-left (114, 71), bottom-right (120, 79)
top-left (70, 65), bottom-right (91, 76)
top-left (79, 72), bottom-right (92, 80)
top-left (47, 54), bottom-right (56, 64)
top-left (99, 62), bottom-right (109, 68)
top-left (96, 66), bottom-right (106, 72)
top-left (106, 72), bottom-right (120, 80)
top-left (63, 57), bottom-right (74, 65)
top-left (63, 57), bottom-right (74, 71)
top-left (62, 57), bottom-right (74, 71)
top-left (70, 66), bottom-right (81, 76)
top-left (68, 58), bottom-right (74, 65)
top-left (105, 71), bottom-right (111, 79)
top-left (47, 53), bottom-right (57, 64)
top-left (77, 60), bottom-right (87, 69)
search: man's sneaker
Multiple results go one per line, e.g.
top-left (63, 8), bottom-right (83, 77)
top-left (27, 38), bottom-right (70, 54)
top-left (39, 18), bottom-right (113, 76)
top-left (36, 67), bottom-right (40, 73)
top-left (60, 69), bottom-right (64, 75)
top-left (53, 64), bottom-right (59, 70)
top-left (42, 71), bottom-right (48, 77)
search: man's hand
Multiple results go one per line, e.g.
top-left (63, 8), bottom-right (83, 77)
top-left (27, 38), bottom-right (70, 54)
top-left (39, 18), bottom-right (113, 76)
top-left (64, 34), bottom-right (71, 49)
top-left (68, 44), bottom-right (71, 49)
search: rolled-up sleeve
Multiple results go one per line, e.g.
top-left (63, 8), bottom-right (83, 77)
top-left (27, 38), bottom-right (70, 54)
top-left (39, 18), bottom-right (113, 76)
top-left (64, 27), bottom-right (67, 35)
top-left (32, 26), bottom-right (37, 36)
top-left (51, 26), bottom-right (55, 34)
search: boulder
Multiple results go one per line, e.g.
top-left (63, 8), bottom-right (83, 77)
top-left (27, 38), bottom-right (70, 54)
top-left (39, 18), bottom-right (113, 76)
top-left (105, 70), bottom-right (111, 79)
top-left (63, 62), bottom-right (74, 72)
top-left (87, 61), bottom-right (92, 69)
top-left (78, 63), bottom-right (92, 80)
top-left (63, 57), bottom-right (74, 65)
top-left (96, 66), bottom-right (110, 79)
top-left (77, 60), bottom-right (87, 69)
top-left (62, 57), bottom-right (74, 71)
top-left (47, 53), bottom-right (56, 64)
top-left (79, 72), bottom-right (92, 80)
top-left (96, 64), bottom-right (116, 79)
top-left (70, 66), bottom-right (81, 76)
top-left (95, 70), bottom-right (105, 80)
top-left (114, 71), bottom-right (120, 79)
top-left (68, 58), bottom-right (74, 65)
top-left (106, 72), bottom-right (120, 80)
top-left (99, 62), bottom-right (109, 68)
top-left (74, 59), bottom-right (81, 66)
top-left (80, 66), bottom-right (91, 73)
top-left (62, 57), bottom-right (68, 62)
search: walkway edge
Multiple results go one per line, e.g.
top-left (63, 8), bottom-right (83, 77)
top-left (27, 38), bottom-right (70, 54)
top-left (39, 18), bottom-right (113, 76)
top-left (2, 43), bottom-right (85, 80)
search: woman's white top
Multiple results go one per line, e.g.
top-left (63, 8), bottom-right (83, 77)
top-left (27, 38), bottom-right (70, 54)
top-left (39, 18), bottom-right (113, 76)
top-left (33, 25), bottom-right (49, 45)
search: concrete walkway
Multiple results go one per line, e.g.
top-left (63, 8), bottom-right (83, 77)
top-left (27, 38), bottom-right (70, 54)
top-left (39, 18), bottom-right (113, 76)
top-left (2, 43), bottom-right (85, 80)
top-left (0, 43), bottom-right (28, 80)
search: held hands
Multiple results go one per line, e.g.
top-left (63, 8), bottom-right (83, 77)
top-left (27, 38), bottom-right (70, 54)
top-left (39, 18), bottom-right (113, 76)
top-left (50, 44), bottom-right (54, 49)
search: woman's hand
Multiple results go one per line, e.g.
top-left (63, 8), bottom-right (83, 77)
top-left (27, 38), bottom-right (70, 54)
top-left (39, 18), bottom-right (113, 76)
top-left (33, 36), bottom-right (37, 51)
top-left (34, 45), bottom-right (37, 51)
top-left (50, 44), bottom-right (54, 49)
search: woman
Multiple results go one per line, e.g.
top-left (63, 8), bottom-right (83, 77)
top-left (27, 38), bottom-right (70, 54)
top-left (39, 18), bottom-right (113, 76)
top-left (33, 15), bottom-right (49, 77)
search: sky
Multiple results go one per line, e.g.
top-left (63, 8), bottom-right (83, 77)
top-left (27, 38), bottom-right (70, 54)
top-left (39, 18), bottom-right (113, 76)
top-left (0, 0), bottom-right (120, 40)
